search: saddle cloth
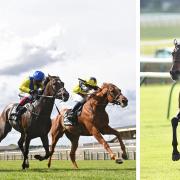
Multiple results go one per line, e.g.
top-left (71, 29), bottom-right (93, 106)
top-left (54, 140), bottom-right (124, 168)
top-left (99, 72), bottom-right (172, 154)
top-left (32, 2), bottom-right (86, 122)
top-left (63, 106), bottom-right (83, 126)
top-left (9, 102), bottom-right (35, 122)
top-left (9, 104), bottom-right (18, 122)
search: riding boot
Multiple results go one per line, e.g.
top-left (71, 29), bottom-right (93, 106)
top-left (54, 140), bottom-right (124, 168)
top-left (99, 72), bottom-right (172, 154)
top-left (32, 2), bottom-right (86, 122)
top-left (64, 102), bottom-right (83, 126)
top-left (16, 106), bottom-right (27, 120)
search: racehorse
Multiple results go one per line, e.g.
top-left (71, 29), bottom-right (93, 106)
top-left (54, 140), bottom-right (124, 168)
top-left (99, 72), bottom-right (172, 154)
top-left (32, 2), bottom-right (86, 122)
top-left (48, 83), bottom-right (128, 168)
top-left (0, 75), bottom-right (69, 169)
top-left (170, 39), bottom-right (180, 161)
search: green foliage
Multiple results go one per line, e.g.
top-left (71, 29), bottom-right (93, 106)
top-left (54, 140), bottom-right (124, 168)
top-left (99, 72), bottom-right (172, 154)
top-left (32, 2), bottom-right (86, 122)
top-left (141, 84), bottom-right (180, 180)
top-left (0, 160), bottom-right (136, 180)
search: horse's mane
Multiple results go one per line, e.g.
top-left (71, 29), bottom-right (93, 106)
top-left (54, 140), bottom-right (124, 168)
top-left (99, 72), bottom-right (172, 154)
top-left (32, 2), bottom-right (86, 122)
top-left (43, 75), bottom-right (60, 88)
top-left (43, 77), bottom-right (50, 87)
top-left (87, 83), bottom-right (110, 101)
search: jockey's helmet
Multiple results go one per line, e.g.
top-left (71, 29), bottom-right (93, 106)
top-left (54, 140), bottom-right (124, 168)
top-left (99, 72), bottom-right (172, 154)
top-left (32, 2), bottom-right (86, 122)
top-left (33, 71), bottom-right (45, 81)
top-left (86, 77), bottom-right (97, 86)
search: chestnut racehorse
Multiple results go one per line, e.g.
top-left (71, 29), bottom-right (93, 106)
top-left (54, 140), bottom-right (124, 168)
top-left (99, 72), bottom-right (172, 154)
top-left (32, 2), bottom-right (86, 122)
top-left (48, 83), bottom-right (128, 168)
top-left (170, 39), bottom-right (180, 161)
top-left (0, 75), bottom-right (69, 169)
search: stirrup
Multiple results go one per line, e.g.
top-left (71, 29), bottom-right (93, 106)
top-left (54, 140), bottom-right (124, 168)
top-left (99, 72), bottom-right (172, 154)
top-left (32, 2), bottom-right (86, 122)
top-left (64, 118), bottom-right (73, 126)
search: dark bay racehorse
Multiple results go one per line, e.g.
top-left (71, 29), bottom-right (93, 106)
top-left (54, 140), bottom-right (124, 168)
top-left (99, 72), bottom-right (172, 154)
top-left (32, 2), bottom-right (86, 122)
top-left (170, 39), bottom-right (180, 161)
top-left (48, 83), bottom-right (128, 168)
top-left (0, 75), bottom-right (69, 169)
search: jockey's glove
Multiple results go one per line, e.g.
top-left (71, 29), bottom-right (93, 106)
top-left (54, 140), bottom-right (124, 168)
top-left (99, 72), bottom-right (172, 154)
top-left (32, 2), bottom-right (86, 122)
top-left (37, 89), bottom-right (43, 95)
top-left (29, 90), bottom-right (38, 95)
top-left (86, 84), bottom-right (99, 91)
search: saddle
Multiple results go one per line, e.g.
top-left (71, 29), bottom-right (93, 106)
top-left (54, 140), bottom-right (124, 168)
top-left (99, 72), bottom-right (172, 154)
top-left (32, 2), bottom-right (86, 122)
top-left (9, 104), bottom-right (19, 122)
top-left (9, 102), bottom-right (37, 124)
top-left (63, 106), bottom-right (83, 126)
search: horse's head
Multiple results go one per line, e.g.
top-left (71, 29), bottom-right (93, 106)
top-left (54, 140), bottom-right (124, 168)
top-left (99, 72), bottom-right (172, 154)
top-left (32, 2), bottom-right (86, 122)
top-left (44, 74), bottom-right (69, 102)
top-left (100, 83), bottom-right (128, 108)
top-left (170, 39), bottom-right (180, 81)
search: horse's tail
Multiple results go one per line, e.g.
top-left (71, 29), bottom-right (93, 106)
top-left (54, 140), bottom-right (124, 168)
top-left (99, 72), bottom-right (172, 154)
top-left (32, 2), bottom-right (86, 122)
top-left (0, 104), bottom-right (13, 142)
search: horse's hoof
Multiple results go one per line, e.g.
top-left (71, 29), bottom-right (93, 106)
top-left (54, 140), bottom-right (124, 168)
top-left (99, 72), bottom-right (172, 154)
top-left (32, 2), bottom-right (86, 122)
top-left (115, 158), bottom-right (123, 164)
top-left (25, 163), bottom-right (29, 168)
top-left (122, 154), bottom-right (128, 160)
top-left (48, 163), bottom-right (51, 168)
top-left (34, 155), bottom-right (41, 161)
top-left (110, 154), bottom-right (116, 160)
top-left (22, 163), bottom-right (29, 169)
top-left (172, 153), bottom-right (180, 161)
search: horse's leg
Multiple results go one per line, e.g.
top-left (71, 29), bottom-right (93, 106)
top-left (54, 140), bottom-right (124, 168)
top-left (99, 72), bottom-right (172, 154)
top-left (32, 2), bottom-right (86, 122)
top-left (65, 132), bottom-right (79, 169)
top-left (48, 125), bottom-right (64, 168)
top-left (34, 135), bottom-right (50, 161)
top-left (171, 112), bottom-right (180, 161)
top-left (101, 125), bottom-right (128, 160)
top-left (87, 125), bottom-right (116, 160)
top-left (18, 134), bottom-right (25, 155)
top-left (22, 136), bottom-right (31, 169)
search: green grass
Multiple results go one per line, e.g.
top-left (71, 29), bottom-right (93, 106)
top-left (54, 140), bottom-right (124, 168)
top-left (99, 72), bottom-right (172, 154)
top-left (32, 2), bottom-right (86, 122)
top-left (141, 25), bottom-right (180, 41)
top-left (140, 41), bottom-right (172, 55)
top-left (140, 25), bottom-right (180, 55)
top-left (141, 84), bottom-right (180, 180)
top-left (0, 160), bottom-right (135, 180)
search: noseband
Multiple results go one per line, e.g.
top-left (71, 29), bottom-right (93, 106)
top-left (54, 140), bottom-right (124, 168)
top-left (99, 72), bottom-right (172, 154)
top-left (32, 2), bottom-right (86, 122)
top-left (107, 90), bottom-right (121, 105)
top-left (50, 79), bottom-right (65, 99)
top-left (40, 78), bottom-right (65, 99)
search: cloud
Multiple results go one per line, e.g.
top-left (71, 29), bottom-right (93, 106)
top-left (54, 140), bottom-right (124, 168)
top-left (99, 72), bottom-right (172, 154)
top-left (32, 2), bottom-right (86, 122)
top-left (0, 25), bottom-right (66, 75)
top-left (0, 45), bottom-right (66, 75)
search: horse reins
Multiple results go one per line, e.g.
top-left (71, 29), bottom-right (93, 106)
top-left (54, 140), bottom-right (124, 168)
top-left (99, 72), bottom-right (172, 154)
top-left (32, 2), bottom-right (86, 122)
top-left (107, 90), bottom-right (122, 105)
top-left (88, 88), bottom-right (122, 107)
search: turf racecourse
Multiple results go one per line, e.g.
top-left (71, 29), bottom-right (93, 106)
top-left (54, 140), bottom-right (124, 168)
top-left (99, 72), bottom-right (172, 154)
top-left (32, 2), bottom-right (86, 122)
top-left (0, 160), bottom-right (135, 180)
top-left (141, 84), bottom-right (180, 180)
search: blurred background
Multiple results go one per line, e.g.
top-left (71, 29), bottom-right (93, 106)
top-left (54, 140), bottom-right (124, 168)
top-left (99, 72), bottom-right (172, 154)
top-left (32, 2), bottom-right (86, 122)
top-left (141, 0), bottom-right (180, 84)
top-left (140, 0), bottom-right (180, 179)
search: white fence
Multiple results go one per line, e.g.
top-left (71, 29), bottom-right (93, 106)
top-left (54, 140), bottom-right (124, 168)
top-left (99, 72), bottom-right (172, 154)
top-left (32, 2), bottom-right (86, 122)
top-left (140, 57), bottom-right (171, 85)
top-left (141, 13), bottom-right (180, 27)
top-left (0, 144), bottom-right (136, 161)
top-left (140, 57), bottom-right (175, 119)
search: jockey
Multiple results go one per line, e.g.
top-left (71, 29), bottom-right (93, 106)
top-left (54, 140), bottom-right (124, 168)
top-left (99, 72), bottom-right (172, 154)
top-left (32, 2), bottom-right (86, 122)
top-left (14, 70), bottom-right (45, 119)
top-left (64, 77), bottom-right (99, 126)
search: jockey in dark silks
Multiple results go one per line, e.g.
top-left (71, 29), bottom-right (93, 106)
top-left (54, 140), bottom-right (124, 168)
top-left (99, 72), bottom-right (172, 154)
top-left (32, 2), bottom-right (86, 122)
top-left (64, 77), bottom-right (99, 126)
top-left (13, 70), bottom-right (45, 120)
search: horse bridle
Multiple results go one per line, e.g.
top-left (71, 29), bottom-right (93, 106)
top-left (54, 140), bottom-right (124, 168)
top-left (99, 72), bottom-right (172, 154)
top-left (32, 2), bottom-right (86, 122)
top-left (172, 40), bottom-right (180, 63)
top-left (39, 77), bottom-right (65, 99)
top-left (172, 49), bottom-right (180, 63)
top-left (107, 89), bottom-right (122, 105)
top-left (50, 78), bottom-right (65, 99)
top-left (173, 56), bottom-right (180, 63)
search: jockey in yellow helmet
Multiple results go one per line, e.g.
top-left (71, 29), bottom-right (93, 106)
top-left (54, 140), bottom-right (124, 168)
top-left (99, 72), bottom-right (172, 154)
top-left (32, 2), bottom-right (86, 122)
top-left (64, 77), bottom-right (99, 126)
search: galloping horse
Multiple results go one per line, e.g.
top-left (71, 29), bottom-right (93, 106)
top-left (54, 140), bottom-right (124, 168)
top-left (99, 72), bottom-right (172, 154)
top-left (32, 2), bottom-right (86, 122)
top-left (170, 39), bottom-right (180, 161)
top-left (48, 83), bottom-right (128, 168)
top-left (0, 75), bottom-right (69, 169)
